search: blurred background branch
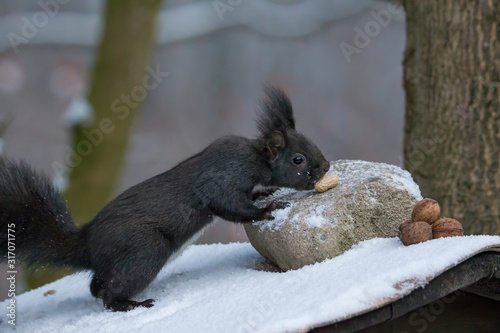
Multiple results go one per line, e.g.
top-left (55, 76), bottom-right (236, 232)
top-left (0, 0), bottom-right (397, 53)
top-left (24, 0), bottom-right (164, 289)
top-left (65, 0), bottom-right (164, 225)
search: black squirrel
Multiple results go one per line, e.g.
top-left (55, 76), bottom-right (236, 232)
top-left (0, 86), bottom-right (330, 311)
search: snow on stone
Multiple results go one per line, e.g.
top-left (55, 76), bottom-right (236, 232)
top-left (255, 160), bottom-right (422, 231)
top-left (2, 236), bottom-right (500, 333)
top-left (329, 160), bottom-right (422, 201)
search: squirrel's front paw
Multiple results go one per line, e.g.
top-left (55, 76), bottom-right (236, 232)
top-left (273, 201), bottom-right (290, 210)
top-left (262, 201), bottom-right (290, 220)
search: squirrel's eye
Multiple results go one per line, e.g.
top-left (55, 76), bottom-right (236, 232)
top-left (293, 156), bottom-right (303, 165)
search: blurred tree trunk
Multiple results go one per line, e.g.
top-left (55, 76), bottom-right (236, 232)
top-left (27, 0), bottom-right (163, 289)
top-left (65, 0), bottom-right (164, 225)
top-left (403, 1), bottom-right (500, 234)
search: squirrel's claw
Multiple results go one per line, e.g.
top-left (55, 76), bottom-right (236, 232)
top-left (262, 201), bottom-right (290, 220)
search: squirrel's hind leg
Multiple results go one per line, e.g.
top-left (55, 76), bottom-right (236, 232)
top-left (89, 241), bottom-right (171, 311)
top-left (104, 296), bottom-right (154, 312)
top-left (90, 269), bottom-right (160, 311)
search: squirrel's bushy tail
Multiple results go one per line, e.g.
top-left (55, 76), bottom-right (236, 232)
top-left (0, 159), bottom-right (90, 269)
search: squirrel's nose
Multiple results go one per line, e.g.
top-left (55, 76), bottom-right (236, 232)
top-left (323, 162), bottom-right (330, 173)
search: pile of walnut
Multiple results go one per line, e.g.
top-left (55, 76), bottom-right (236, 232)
top-left (398, 198), bottom-right (464, 246)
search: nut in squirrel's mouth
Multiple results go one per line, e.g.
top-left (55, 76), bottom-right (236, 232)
top-left (314, 174), bottom-right (340, 193)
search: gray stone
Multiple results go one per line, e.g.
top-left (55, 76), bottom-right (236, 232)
top-left (244, 160), bottom-right (422, 271)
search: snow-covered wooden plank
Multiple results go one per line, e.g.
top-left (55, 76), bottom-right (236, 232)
top-left (1, 236), bottom-right (499, 333)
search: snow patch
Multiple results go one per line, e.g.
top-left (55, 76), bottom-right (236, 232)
top-left (61, 97), bottom-right (94, 127)
top-left (329, 160), bottom-right (422, 201)
top-left (2, 236), bottom-right (500, 333)
top-left (254, 160), bottom-right (421, 232)
top-left (255, 188), bottom-right (328, 231)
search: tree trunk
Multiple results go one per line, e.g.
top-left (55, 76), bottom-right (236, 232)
top-left (403, 1), bottom-right (500, 234)
top-left (25, 0), bottom-right (163, 290)
top-left (65, 0), bottom-right (164, 225)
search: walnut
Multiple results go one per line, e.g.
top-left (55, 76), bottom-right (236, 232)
top-left (412, 198), bottom-right (440, 225)
top-left (432, 218), bottom-right (464, 239)
top-left (398, 219), bottom-right (412, 234)
top-left (399, 221), bottom-right (433, 246)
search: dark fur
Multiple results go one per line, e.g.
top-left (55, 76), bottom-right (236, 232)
top-left (0, 86), bottom-right (329, 311)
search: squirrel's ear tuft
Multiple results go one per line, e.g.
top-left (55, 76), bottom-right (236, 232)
top-left (257, 85), bottom-right (295, 137)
